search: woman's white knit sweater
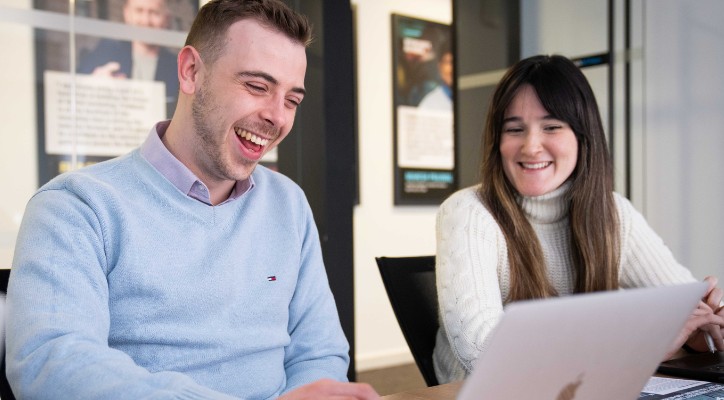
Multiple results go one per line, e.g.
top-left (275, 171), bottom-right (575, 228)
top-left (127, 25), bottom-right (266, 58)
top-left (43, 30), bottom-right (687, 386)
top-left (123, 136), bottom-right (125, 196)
top-left (432, 183), bottom-right (696, 383)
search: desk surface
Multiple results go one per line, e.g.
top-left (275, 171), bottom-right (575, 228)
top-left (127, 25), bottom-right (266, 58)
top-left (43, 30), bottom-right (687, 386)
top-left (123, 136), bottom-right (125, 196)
top-left (381, 381), bottom-right (462, 400)
top-left (382, 350), bottom-right (694, 399)
top-left (380, 373), bottom-right (688, 399)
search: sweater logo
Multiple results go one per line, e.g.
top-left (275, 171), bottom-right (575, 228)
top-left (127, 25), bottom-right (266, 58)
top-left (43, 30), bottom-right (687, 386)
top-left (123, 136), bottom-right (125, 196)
top-left (267, 276), bottom-right (277, 282)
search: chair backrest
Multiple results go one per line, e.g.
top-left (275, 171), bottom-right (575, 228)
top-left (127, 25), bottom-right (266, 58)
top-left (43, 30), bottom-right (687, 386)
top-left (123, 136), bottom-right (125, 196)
top-left (375, 256), bottom-right (439, 387)
top-left (0, 268), bottom-right (15, 400)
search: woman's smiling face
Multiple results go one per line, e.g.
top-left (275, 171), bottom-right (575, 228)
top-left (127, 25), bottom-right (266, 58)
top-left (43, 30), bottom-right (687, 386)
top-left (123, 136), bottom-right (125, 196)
top-left (499, 84), bottom-right (578, 197)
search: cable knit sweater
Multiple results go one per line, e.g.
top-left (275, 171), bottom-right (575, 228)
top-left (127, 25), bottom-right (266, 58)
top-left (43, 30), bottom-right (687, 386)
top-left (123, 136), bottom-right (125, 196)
top-left (432, 183), bottom-right (696, 384)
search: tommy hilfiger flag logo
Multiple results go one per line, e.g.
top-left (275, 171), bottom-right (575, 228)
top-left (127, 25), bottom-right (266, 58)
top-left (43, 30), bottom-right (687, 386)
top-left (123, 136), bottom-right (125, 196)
top-left (267, 276), bottom-right (277, 281)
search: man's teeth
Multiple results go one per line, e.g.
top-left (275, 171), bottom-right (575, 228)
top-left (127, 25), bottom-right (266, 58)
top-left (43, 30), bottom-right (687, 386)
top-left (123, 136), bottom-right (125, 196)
top-left (234, 127), bottom-right (270, 146)
top-left (522, 162), bottom-right (551, 169)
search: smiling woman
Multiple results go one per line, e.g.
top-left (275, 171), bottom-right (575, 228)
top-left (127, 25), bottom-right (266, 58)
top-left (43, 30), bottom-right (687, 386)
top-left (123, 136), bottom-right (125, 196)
top-left (477, 54), bottom-right (619, 303)
top-left (499, 84), bottom-right (578, 197)
top-left (431, 54), bottom-right (724, 385)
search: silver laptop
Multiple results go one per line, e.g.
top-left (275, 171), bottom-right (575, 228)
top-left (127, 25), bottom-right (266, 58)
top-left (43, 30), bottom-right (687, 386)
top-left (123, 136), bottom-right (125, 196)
top-left (457, 282), bottom-right (708, 400)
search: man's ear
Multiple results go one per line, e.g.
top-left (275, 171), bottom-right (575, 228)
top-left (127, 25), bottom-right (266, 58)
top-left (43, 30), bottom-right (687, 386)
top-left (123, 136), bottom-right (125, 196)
top-left (177, 46), bottom-right (203, 94)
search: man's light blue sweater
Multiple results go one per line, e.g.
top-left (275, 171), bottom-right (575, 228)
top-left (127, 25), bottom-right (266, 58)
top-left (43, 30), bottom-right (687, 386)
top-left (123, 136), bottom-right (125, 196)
top-left (6, 149), bottom-right (349, 399)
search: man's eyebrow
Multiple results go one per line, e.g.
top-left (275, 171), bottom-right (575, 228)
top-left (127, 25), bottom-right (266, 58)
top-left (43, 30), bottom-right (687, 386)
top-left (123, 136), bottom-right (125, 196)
top-left (238, 71), bottom-right (306, 96)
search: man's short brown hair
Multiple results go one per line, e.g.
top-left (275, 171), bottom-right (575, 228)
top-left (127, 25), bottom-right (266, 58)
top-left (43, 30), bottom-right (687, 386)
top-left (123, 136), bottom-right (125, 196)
top-left (185, 0), bottom-right (312, 65)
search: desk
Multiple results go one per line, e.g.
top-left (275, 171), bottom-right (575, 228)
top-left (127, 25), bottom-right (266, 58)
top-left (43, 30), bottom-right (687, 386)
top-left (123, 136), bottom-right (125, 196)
top-left (381, 350), bottom-right (696, 399)
top-left (381, 381), bottom-right (462, 400)
top-left (380, 373), bottom-right (692, 400)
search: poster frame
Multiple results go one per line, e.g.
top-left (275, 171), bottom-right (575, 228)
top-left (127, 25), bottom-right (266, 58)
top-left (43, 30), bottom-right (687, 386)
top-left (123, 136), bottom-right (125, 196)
top-left (391, 13), bottom-right (457, 206)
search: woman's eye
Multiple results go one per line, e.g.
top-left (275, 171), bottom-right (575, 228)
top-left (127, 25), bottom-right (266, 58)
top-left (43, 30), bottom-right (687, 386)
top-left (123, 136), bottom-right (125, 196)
top-left (544, 125), bottom-right (563, 132)
top-left (503, 127), bottom-right (523, 135)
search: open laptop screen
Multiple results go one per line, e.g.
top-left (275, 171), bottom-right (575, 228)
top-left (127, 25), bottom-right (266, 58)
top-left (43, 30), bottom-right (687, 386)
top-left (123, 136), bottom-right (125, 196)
top-left (456, 282), bottom-right (707, 400)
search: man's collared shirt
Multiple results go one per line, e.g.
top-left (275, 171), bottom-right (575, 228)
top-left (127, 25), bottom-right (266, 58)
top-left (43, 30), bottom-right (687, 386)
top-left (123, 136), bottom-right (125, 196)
top-left (139, 120), bottom-right (253, 206)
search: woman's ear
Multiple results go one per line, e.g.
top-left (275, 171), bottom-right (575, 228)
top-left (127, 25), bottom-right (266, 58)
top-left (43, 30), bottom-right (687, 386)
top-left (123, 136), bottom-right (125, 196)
top-left (177, 45), bottom-right (203, 95)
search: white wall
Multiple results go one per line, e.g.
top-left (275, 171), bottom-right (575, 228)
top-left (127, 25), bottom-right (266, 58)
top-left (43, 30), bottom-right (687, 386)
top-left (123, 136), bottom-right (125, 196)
top-left (0, 1), bottom-right (37, 268)
top-left (351, 0), bottom-right (450, 371)
top-left (640, 0), bottom-right (724, 280)
top-left (521, 0), bottom-right (724, 281)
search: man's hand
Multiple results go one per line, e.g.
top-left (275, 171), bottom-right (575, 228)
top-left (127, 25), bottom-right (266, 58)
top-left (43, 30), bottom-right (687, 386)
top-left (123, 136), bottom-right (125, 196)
top-left (278, 379), bottom-right (380, 400)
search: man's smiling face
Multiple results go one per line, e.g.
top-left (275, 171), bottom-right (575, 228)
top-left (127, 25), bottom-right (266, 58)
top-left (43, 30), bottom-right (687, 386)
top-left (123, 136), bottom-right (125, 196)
top-left (189, 19), bottom-right (307, 186)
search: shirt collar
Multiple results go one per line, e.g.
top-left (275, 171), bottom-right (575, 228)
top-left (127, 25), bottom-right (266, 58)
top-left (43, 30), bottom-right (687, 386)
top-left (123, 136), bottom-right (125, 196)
top-left (140, 121), bottom-right (254, 205)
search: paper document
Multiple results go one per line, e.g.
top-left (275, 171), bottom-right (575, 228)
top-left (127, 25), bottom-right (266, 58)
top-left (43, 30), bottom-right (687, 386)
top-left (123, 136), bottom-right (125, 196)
top-left (638, 377), bottom-right (724, 399)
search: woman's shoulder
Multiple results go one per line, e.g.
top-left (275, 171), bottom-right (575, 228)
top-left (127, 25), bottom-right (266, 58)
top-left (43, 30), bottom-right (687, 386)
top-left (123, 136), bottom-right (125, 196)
top-left (437, 185), bottom-right (498, 224)
top-left (611, 191), bottom-right (639, 220)
top-left (439, 185), bottom-right (486, 211)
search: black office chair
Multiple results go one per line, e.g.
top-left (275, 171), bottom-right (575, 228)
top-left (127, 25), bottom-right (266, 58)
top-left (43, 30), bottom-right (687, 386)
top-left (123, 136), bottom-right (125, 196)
top-left (375, 256), bottom-right (439, 387)
top-left (0, 268), bottom-right (15, 400)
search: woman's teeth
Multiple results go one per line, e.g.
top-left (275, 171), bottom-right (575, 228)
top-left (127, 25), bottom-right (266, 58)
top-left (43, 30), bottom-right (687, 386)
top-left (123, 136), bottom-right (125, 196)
top-left (234, 127), bottom-right (270, 147)
top-left (521, 162), bottom-right (551, 169)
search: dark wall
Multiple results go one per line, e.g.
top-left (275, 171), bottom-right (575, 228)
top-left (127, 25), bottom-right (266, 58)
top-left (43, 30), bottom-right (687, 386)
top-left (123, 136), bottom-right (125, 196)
top-left (276, 0), bottom-right (521, 380)
top-left (453, 0), bottom-right (520, 188)
top-left (279, 0), bottom-right (358, 381)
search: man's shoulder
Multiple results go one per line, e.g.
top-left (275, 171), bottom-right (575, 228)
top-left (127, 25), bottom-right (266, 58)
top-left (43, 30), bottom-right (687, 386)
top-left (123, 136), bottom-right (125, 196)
top-left (39, 152), bottom-right (138, 195)
top-left (252, 165), bottom-right (301, 190)
top-left (248, 165), bottom-right (311, 211)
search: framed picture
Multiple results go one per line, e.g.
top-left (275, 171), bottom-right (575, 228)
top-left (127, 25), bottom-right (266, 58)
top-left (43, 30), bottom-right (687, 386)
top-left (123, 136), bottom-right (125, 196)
top-left (391, 14), bottom-right (456, 205)
top-left (33, 0), bottom-right (198, 186)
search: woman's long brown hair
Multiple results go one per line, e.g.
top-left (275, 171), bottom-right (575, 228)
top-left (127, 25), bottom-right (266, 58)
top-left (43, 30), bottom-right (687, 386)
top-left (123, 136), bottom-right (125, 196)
top-left (479, 55), bottom-right (620, 302)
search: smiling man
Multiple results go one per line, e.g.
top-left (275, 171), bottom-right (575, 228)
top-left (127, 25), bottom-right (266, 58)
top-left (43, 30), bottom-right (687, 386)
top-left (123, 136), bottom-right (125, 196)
top-left (7, 1), bottom-right (378, 399)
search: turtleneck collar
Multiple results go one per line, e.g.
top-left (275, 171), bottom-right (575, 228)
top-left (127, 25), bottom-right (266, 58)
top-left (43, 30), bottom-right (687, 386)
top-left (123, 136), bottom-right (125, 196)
top-left (516, 181), bottom-right (572, 224)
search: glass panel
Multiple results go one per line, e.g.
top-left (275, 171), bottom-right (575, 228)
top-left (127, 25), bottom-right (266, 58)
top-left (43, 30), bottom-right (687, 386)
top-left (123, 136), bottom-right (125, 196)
top-left (38, 0), bottom-right (192, 185)
top-left (0, 1), bottom-right (197, 267)
top-left (521, 0), bottom-right (610, 136)
top-left (521, 0), bottom-right (608, 57)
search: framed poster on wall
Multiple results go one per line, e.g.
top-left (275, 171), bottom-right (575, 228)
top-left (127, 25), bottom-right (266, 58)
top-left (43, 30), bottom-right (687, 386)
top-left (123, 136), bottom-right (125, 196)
top-left (392, 14), bottom-right (456, 205)
top-left (33, 0), bottom-right (199, 186)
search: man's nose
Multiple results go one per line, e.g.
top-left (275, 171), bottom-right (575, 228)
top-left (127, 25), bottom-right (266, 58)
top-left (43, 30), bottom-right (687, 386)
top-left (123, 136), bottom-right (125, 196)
top-left (259, 96), bottom-right (289, 128)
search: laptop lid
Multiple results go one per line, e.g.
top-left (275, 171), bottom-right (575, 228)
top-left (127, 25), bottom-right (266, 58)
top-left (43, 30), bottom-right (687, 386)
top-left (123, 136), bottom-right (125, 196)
top-left (457, 282), bottom-right (708, 400)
